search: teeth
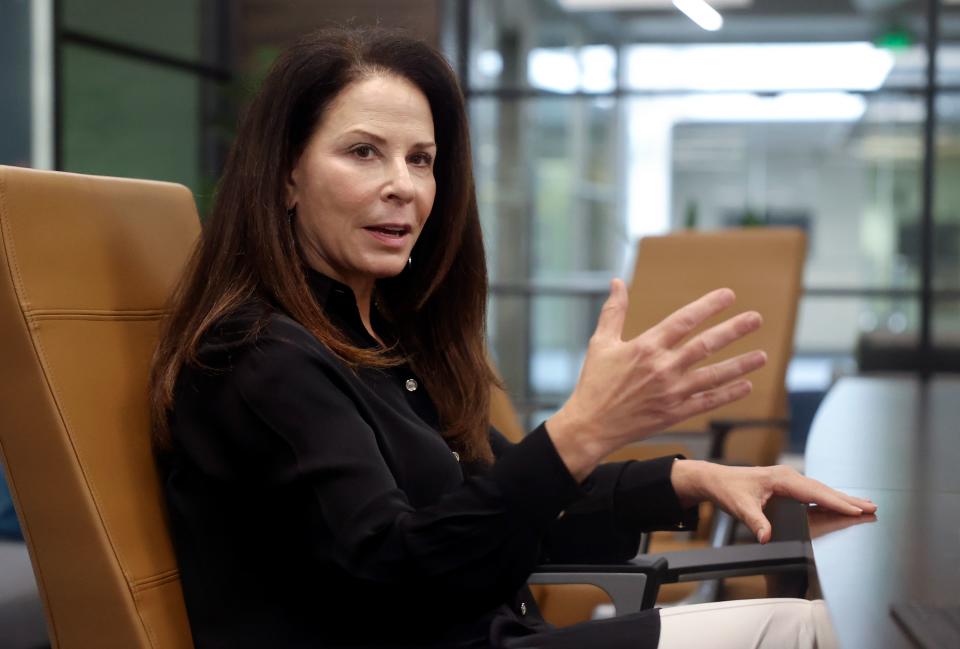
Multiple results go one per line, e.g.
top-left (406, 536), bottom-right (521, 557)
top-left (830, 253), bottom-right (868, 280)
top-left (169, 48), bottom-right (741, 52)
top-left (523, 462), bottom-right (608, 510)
top-left (370, 226), bottom-right (405, 237)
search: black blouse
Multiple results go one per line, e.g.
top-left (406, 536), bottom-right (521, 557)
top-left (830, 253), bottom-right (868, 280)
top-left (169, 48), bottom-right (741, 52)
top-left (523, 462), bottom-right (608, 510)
top-left (160, 269), bottom-right (697, 649)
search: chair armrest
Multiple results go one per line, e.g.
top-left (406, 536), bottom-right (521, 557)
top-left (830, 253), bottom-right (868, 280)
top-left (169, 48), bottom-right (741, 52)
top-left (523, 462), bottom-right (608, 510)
top-left (530, 541), bottom-right (811, 617)
top-left (652, 540), bottom-right (812, 584)
top-left (659, 497), bottom-right (812, 602)
top-left (529, 556), bottom-right (668, 614)
top-left (531, 498), bottom-right (812, 617)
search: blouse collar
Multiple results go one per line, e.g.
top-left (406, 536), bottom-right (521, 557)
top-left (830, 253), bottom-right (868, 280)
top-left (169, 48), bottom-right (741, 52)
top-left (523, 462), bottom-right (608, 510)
top-left (301, 266), bottom-right (395, 348)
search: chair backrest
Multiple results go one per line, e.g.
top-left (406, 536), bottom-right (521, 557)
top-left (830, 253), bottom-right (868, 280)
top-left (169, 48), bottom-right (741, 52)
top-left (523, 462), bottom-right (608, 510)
top-left (623, 228), bottom-right (807, 465)
top-left (0, 166), bottom-right (200, 648)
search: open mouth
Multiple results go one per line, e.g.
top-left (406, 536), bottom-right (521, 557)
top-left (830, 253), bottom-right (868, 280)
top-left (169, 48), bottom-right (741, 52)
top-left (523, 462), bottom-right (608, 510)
top-left (364, 225), bottom-right (410, 238)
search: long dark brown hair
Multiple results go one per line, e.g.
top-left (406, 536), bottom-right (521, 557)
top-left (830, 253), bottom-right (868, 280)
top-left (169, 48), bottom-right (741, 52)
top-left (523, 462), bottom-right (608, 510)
top-left (150, 27), bottom-right (495, 462)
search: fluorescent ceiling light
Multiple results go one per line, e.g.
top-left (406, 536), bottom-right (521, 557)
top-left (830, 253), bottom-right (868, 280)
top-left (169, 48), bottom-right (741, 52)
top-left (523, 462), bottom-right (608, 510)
top-left (528, 46), bottom-right (617, 93)
top-left (677, 92), bottom-right (867, 122)
top-left (558, 0), bottom-right (750, 9)
top-left (673, 0), bottom-right (723, 31)
top-left (627, 42), bottom-right (895, 91)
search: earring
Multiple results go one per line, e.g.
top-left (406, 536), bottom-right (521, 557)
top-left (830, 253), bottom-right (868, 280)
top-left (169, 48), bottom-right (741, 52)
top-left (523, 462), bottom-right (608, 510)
top-left (286, 206), bottom-right (296, 221)
top-left (407, 256), bottom-right (412, 266)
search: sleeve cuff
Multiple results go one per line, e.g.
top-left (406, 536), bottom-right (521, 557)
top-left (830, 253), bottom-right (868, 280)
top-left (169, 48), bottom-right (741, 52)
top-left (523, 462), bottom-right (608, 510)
top-left (614, 455), bottom-right (700, 533)
top-left (486, 422), bottom-right (584, 530)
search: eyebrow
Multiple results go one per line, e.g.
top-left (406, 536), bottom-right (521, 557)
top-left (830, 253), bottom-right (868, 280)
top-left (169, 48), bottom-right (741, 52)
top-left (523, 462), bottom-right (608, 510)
top-left (343, 128), bottom-right (436, 149)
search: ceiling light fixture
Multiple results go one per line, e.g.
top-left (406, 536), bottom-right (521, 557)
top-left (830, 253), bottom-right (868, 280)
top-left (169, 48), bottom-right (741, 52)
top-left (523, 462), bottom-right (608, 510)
top-left (672, 0), bottom-right (723, 31)
top-left (557, 0), bottom-right (750, 9)
top-left (626, 43), bottom-right (895, 91)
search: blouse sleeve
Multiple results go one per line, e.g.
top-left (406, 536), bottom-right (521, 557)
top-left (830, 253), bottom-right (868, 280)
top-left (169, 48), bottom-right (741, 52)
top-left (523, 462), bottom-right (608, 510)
top-left (489, 429), bottom-right (700, 564)
top-left (183, 319), bottom-right (585, 617)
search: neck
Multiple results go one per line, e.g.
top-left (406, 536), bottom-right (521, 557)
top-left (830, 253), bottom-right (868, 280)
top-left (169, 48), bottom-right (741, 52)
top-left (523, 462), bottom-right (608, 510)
top-left (350, 281), bottom-right (381, 345)
top-left (298, 242), bottom-right (382, 343)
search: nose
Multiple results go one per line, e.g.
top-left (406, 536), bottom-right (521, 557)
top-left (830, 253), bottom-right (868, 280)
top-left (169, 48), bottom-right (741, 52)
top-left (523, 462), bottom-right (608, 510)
top-left (382, 157), bottom-right (415, 204)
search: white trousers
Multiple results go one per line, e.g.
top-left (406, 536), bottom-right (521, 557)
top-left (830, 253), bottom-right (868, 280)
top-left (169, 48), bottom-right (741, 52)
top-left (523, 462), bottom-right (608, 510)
top-left (657, 599), bottom-right (839, 649)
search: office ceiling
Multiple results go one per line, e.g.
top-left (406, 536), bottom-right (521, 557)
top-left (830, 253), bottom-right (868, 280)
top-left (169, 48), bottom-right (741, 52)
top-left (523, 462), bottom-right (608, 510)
top-left (533, 0), bottom-right (960, 44)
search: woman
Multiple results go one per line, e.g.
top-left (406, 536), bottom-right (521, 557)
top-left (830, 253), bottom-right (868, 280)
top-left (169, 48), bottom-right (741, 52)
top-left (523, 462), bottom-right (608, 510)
top-left (150, 28), bottom-right (873, 649)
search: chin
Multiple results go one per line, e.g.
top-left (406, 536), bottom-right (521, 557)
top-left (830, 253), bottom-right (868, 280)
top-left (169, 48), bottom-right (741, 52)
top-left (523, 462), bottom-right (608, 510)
top-left (366, 258), bottom-right (409, 279)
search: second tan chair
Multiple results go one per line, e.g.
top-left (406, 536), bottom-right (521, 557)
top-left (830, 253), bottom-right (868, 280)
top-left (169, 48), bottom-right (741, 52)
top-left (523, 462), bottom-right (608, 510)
top-left (622, 228), bottom-right (806, 468)
top-left (618, 227), bottom-right (807, 603)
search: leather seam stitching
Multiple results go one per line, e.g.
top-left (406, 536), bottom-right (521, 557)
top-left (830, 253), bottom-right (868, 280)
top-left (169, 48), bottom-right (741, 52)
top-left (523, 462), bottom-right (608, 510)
top-left (28, 312), bottom-right (166, 321)
top-left (26, 301), bottom-right (144, 620)
top-left (131, 569), bottom-right (180, 592)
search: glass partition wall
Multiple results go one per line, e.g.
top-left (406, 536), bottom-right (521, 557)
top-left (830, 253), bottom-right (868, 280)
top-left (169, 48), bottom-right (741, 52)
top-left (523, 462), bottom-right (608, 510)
top-left (458, 0), bottom-right (959, 442)
top-left (55, 0), bottom-right (232, 215)
top-left (0, 0), bottom-right (33, 168)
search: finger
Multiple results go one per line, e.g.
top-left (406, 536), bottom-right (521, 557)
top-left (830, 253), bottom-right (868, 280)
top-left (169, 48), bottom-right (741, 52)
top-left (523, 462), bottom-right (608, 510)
top-left (831, 491), bottom-right (877, 514)
top-left (673, 311), bottom-right (764, 371)
top-left (778, 474), bottom-right (865, 517)
top-left (740, 504), bottom-right (773, 544)
top-left (648, 288), bottom-right (736, 349)
top-left (593, 278), bottom-right (628, 341)
top-left (810, 490), bottom-right (864, 516)
top-left (673, 351), bottom-right (767, 398)
top-left (847, 496), bottom-right (878, 514)
top-left (670, 379), bottom-right (753, 423)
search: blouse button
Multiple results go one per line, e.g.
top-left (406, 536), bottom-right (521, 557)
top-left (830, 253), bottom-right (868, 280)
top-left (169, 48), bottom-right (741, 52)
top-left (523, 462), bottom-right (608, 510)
top-left (452, 451), bottom-right (460, 462)
top-left (404, 378), bottom-right (418, 392)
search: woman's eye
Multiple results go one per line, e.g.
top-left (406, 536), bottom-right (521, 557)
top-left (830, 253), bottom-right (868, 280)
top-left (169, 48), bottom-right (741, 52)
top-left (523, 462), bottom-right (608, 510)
top-left (410, 152), bottom-right (433, 166)
top-left (352, 145), bottom-right (376, 159)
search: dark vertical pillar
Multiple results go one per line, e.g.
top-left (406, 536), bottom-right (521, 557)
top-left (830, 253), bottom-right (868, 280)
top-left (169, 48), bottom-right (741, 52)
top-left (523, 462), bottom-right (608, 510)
top-left (456, 0), bottom-right (469, 91)
top-left (198, 0), bottom-right (233, 217)
top-left (493, 25), bottom-right (533, 418)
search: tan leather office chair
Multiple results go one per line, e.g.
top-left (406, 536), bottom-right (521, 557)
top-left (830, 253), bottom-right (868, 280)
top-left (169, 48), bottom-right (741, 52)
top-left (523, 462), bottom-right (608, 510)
top-left (622, 228), bottom-right (806, 469)
top-left (0, 166), bottom-right (199, 648)
top-left (493, 228), bottom-right (806, 471)
top-left (619, 228), bottom-right (807, 603)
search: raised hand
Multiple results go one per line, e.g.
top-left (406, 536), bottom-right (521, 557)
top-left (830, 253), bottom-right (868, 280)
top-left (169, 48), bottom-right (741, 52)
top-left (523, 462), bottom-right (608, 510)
top-left (547, 279), bottom-right (767, 480)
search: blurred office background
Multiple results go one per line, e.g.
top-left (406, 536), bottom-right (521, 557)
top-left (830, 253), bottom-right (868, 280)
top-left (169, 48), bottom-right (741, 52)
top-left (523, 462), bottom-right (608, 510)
top-left (2, 0), bottom-right (960, 453)
top-left (3, 3), bottom-right (959, 645)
